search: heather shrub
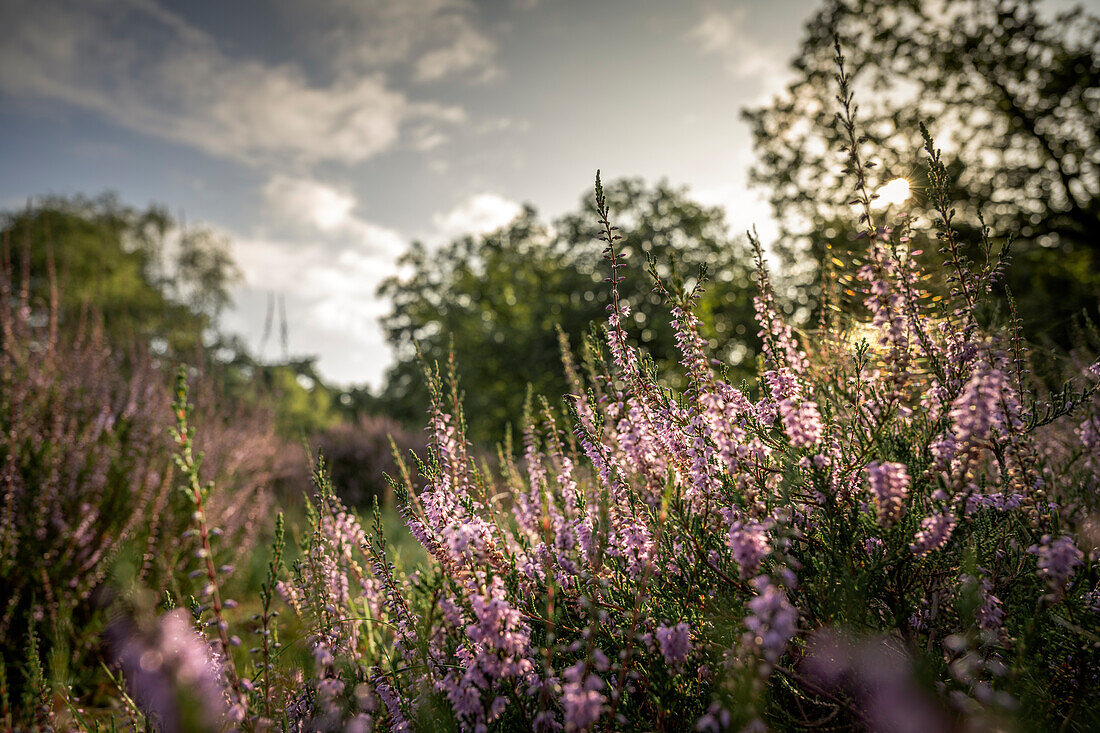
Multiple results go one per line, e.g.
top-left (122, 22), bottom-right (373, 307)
top-left (147, 160), bottom-right (1100, 731)
top-left (205, 57), bottom-right (1099, 730)
top-left (0, 255), bottom-right (281, 725)
top-left (258, 167), bottom-right (1097, 729)
top-left (13, 44), bottom-right (1100, 733)
top-left (313, 415), bottom-right (427, 507)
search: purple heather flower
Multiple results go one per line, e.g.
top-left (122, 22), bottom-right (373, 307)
top-left (694, 702), bottom-right (731, 732)
top-left (803, 631), bottom-right (951, 733)
top-left (764, 368), bottom-right (799, 402)
top-left (561, 661), bottom-right (605, 731)
top-left (929, 432), bottom-right (957, 471)
top-left (374, 675), bottom-right (411, 732)
top-left (514, 422), bottom-right (549, 539)
top-left (859, 253), bottom-right (909, 354)
top-left (655, 622), bottom-right (692, 669)
top-left (908, 607), bottom-right (929, 631)
top-left (312, 642), bottom-right (335, 669)
top-left (616, 400), bottom-right (666, 485)
top-left (441, 515), bottom-right (495, 565)
top-left (866, 460), bottom-right (909, 526)
top-left (964, 491), bottom-right (1024, 516)
top-left (727, 519), bottom-right (770, 578)
top-left (753, 282), bottom-right (808, 375)
top-left (1085, 584), bottom-right (1100, 614)
top-left (744, 576), bottom-right (798, 666)
top-left (605, 303), bottom-right (642, 378)
top-left (910, 513), bottom-right (957, 556)
top-left (1029, 535), bottom-right (1083, 601)
top-left (1078, 415), bottom-right (1100, 470)
top-left (780, 397), bottom-right (824, 448)
top-left (109, 609), bottom-right (233, 731)
top-left (276, 578), bottom-right (304, 615)
top-left (671, 305), bottom-right (712, 389)
top-left (346, 714), bottom-right (373, 733)
top-left (617, 518), bottom-right (655, 578)
top-left (466, 576), bottom-right (534, 675)
top-left (685, 411), bottom-right (720, 507)
top-left (950, 367), bottom-right (1010, 446)
top-left (978, 583), bottom-right (1005, 630)
top-left (322, 507), bottom-right (368, 565)
top-left (438, 575), bottom-right (537, 729)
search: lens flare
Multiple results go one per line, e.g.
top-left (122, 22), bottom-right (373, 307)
top-left (871, 178), bottom-right (910, 209)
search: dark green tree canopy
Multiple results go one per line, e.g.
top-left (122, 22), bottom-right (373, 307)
top-left (377, 179), bottom-right (760, 442)
top-left (2, 194), bottom-right (239, 355)
top-left (743, 0), bottom-right (1100, 342)
top-left (3, 195), bottom-right (374, 440)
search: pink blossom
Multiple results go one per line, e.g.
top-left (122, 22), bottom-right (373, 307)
top-left (374, 675), bottom-right (411, 732)
top-left (977, 581), bottom-right (1004, 630)
top-left (858, 250), bottom-right (910, 357)
top-left (804, 631), bottom-right (951, 733)
top-left (866, 460), bottom-right (909, 526)
top-left (561, 661), bottom-right (605, 731)
top-left (910, 513), bottom-right (957, 556)
top-left (1029, 535), bottom-right (1083, 601)
top-left (744, 576), bottom-right (798, 666)
top-left (109, 609), bottom-right (234, 730)
top-left (780, 397), bottom-right (824, 448)
top-left (950, 367), bottom-right (1010, 446)
top-left (727, 519), bottom-right (770, 578)
top-left (670, 305), bottom-right (712, 390)
top-left (655, 622), bottom-right (692, 668)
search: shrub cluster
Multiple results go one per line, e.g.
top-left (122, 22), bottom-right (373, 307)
top-left (313, 416), bottom-right (427, 508)
top-left (4, 48), bottom-right (1100, 733)
top-left (0, 252), bottom-right (283, 727)
top-left (89, 153), bottom-right (1100, 732)
top-left (241, 162), bottom-right (1096, 730)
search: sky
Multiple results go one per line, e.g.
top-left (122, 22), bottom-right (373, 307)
top-left (0, 0), bottom-right (823, 387)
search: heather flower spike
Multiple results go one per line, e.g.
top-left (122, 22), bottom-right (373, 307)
top-left (7, 27), bottom-right (1100, 733)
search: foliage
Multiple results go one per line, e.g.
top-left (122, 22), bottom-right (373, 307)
top-left (260, 361), bottom-right (341, 437)
top-left (742, 0), bottom-right (1100, 345)
top-left (0, 254), bottom-right (283, 723)
top-left (1, 194), bottom-right (239, 356)
top-left (377, 180), bottom-right (759, 443)
top-left (313, 414), bottom-right (427, 508)
top-left (55, 100), bottom-right (1100, 728)
top-left (1, 195), bottom-right (374, 442)
top-left (5, 21), bottom-right (1100, 733)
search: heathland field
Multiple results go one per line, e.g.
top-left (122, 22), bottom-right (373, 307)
top-left (2, 0), bottom-right (1099, 730)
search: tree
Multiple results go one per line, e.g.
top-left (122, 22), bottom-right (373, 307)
top-left (376, 179), bottom-right (760, 443)
top-left (1, 194), bottom-right (239, 355)
top-left (742, 0), bottom-right (1100, 344)
top-left (3, 194), bottom-right (381, 446)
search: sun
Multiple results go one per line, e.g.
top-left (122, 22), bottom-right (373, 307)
top-left (871, 178), bottom-right (911, 209)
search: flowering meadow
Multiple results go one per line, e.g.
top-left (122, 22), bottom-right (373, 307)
top-left (4, 47), bottom-right (1100, 733)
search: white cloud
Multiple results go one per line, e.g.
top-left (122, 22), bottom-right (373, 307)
top-left (431, 193), bottom-right (524, 242)
top-left (0, 0), bottom-right (476, 165)
top-left (414, 19), bottom-right (500, 83)
top-left (263, 176), bottom-right (356, 232)
top-left (261, 174), bottom-right (407, 257)
top-left (225, 181), bottom-right (524, 386)
top-left (687, 8), bottom-right (787, 87)
top-left (215, 175), bottom-right (416, 384)
top-left (276, 0), bottom-right (500, 84)
top-left (228, 229), bottom-right (404, 386)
